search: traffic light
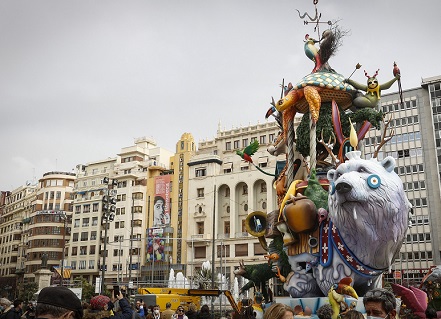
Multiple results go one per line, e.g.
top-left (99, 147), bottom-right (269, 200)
top-left (102, 178), bottom-right (117, 225)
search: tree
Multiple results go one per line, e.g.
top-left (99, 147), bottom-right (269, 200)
top-left (18, 282), bottom-right (38, 302)
top-left (73, 277), bottom-right (96, 301)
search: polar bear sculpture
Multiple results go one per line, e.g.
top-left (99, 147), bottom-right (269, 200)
top-left (283, 151), bottom-right (411, 297)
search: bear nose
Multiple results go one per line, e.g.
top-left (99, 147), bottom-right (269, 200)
top-left (335, 182), bottom-right (352, 194)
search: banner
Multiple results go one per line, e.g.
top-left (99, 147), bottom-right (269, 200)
top-left (153, 175), bottom-right (171, 226)
top-left (146, 228), bottom-right (165, 262)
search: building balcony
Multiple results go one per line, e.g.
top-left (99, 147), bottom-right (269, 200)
top-left (234, 232), bottom-right (249, 238)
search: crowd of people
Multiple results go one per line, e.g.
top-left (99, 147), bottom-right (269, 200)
top-left (261, 288), bottom-right (399, 319)
top-left (0, 286), bottom-right (417, 319)
top-left (0, 287), bottom-right (215, 319)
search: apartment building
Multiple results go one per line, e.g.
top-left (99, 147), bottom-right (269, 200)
top-left (186, 121), bottom-right (285, 289)
top-left (25, 171), bottom-right (76, 282)
top-left (0, 183), bottom-right (37, 295)
top-left (70, 136), bottom-right (173, 287)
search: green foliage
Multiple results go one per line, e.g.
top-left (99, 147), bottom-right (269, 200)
top-left (18, 282), bottom-right (38, 302)
top-left (74, 277), bottom-right (96, 301)
top-left (296, 104), bottom-right (340, 158)
top-left (295, 103), bottom-right (383, 158)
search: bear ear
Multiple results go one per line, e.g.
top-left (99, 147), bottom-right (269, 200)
top-left (327, 169), bottom-right (336, 181)
top-left (380, 156), bottom-right (396, 173)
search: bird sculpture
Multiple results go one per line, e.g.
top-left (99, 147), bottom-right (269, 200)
top-left (328, 277), bottom-right (359, 319)
top-left (304, 34), bottom-right (321, 73)
top-left (236, 140), bottom-right (259, 163)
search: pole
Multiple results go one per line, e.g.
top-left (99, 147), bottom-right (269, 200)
top-left (211, 184), bottom-right (216, 318)
top-left (152, 235), bottom-right (155, 284)
top-left (101, 222), bottom-right (108, 294)
top-left (129, 197), bottom-right (134, 286)
top-left (118, 239), bottom-right (122, 284)
top-left (220, 240), bottom-right (223, 317)
top-left (61, 215), bottom-right (66, 286)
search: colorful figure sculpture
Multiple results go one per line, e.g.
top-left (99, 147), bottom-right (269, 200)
top-left (345, 69), bottom-right (400, 109)
top-left (235, 5), bottom-right (409, 302)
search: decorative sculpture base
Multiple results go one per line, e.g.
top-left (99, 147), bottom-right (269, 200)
top-left (34, 268), bottom-right (52, 290)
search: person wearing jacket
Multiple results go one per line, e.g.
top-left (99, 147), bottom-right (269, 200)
top-left (4, 300), bottom-right (22, 319)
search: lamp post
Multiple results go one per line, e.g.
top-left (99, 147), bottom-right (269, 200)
top-left (60, 212), bottom-right (67, 286)
top-left (100, 177), bottom-right (117, 295)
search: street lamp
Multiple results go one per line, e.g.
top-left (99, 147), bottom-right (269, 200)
top-left (100, 177), bottom-right (117, 295)
top-left (59, 212), bottom-right (67, 286)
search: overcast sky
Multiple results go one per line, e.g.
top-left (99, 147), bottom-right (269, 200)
top-left (1, 0), bottom-right (440, 190)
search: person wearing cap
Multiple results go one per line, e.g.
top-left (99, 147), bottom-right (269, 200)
top-left (363, 288), bottom-right (397, 319)
top-left (161, 304), bottom-right (173, 319)
top-left (83, 291), bottom-right (132, 319)
top-left (36, 287), bottom-right (82, 319)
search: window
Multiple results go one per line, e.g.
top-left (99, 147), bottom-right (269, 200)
top-left (71, 247), bottom-right (77, 256)
top-left (225, 142), bottom-right (231, 150)
top-left (56, 191), bottom-right (61, 199)
top-left (89, 260), bottom-right (95, 269)
top-left (92, 217), bottom-right (98, 226)
top-left (83, 204), bottom-right (90, 213)
top-left (195, 246), bottom-right (206, 259)
top-left (93, 203), bottom-right (99, 212)
top-left (81, 232), bottom-right (88, 241)
top-left (82, 218), bottom-right (89, 227)
top-left (197, 222), bottom-right (204, 234)
top-left (79, 260), bottom-right (86, 270)
top-left (196, 168), bottom-right (206, 177)
top-left (242, 139), bottom-right (249, 147)
top-left (72, 233), bottom-right (78, 242)
top-left (259, 135), bottom-right (266, 144)
top-left (235, 244), bottom-right (248, 257)
top-left (224, 221), bottom-right (230, 235)
top-left (197, 188), bottom-right (204, 198)
top-left (234, 140), bottom-right (240, 149)
top-left (75, 205), bottom-right (81, 214)
top-left (74, 219), bottom-right (80, 228)
top-left (261, 182), bottom-right (267, 193)
top-left (80, 246), bottom-right (87, 255)
top-left (244, 204), bottom-right (248, 212)
top-left (133, 192), bottom-right (143, 200)
top-left (217, 245), bottom-right (230, 257)
top-left (133, 206), bottom-right (142, 213)
top-left (243, 185), bottom-right (248, 195)
top-left (133, 220), bottom-right (142, 227)
top-left (225, 187), bottom-right (230, 197)
top-left (90, 231), bottom-right (97, 240)
top-left (254, 243), bottom-right (266, 255)
top-left (269, 133), bottom-right (275, 143)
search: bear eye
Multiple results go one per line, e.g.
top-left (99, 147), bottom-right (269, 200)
top-left (358, 167), bottom-right (366, 173)
top-left (367, 174), bottom-right (381, 189)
